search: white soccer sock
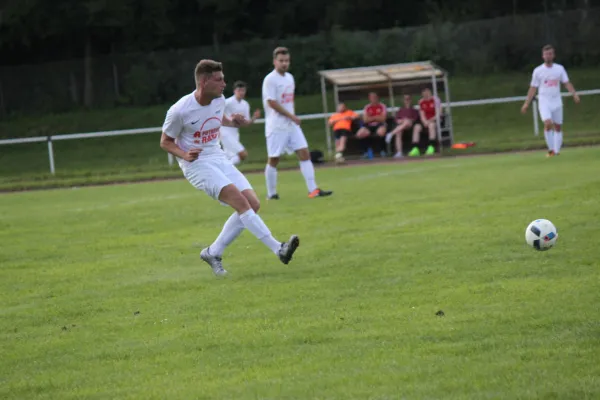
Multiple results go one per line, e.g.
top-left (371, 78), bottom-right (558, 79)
top-left (239, 209), bottom-right (281, 254)
top-left (544, 130), bottom-right (554, 151)
top-left (299, 160), bottom-right (318, 192)
top-left (209, 212), bottom-right (245, 256)
top-left (230, 155), bottom-right (241, 165)
top-left (554, 131), bottom-right (563, 154)
top-left (265, 164), bottom-right (278, 197)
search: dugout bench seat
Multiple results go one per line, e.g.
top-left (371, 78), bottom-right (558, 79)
top-left (340, 114), bottom-right (452, 157)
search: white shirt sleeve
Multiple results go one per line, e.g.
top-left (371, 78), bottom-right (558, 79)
top-left (530, 68), bottom-right (541, 88)
top-left (560, 66), bottom-right (570, 83)
top-left (224, 97), bottom-right (234, 117)
top-left (263, 75), bottom-right (278, 102)
top-left (162, 105), bottom-right (182, 139)
top-left (243, 100), bottom-right (251, 120)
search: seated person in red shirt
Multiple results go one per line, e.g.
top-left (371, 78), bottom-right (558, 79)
top-left (387, 94), bottom-right (422, 158)
top-left (411, 87), bottom-right (441, 156)
top-left (328, 102), bottom-right (359, 162)
top-left (356, 92), bottom-right (388, 157)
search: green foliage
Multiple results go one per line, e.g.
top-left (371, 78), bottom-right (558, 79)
top-left (2, 8), bottom-right (599, 115)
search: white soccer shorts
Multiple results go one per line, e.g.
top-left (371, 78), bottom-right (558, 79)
top-left (266, 125), bottom-right (309, 157)
top-left (183, 160), bottom-right (252, 202)
top-left (220, 128), bottom-right (245, 158)
top-left (538, 101), bottom-right (563, 124)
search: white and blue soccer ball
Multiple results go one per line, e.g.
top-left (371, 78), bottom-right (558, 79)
top-left (525, 219), bottom-right (558, 251)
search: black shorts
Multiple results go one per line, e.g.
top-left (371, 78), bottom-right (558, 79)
top-left (334, 129), bottom-right (352, 139)
top-left (364, 123), bottom-right (386, 135)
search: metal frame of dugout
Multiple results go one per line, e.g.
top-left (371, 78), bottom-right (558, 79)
top-left (318, 61), bottom-right (454, 157)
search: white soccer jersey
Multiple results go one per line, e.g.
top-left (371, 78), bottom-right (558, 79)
top-left (162, 92), bottom-right (227, 170)
top-left (531, 63), bottom-right (569, 103)
top-left (221, 95), bottom-right (251, 135)
top-left (262, 70), bottom-right (295, 136)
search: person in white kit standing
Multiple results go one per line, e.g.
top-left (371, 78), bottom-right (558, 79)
top-left (160, 60), bottom-right (300, 276)
top-left (521, 44), bottom-right (580, 157)
top-left (221, 81), bottom-right (261, 165)
top-left (262, 47), bottom-right (333, 199)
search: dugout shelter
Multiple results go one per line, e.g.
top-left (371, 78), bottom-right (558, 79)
top-left (318, 61), bottom-right (454, 157)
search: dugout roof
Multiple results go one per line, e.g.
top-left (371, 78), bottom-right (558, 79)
top-left (318, 61), bottom-right (446, 86)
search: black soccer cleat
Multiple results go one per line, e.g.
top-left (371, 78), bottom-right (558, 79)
top-left (268, 194), bottom-right (280, 200)
top-left (308, 188), bottom-right (333, 198)
top-left (278, 235), bottom-right (300, 265)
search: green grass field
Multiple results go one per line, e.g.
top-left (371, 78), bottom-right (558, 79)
top-left (1, 147), bottom-right (599, 399)
top-left (0, 68), bottom-right (599, 190)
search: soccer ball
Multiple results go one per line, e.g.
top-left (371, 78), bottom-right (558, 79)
top-left (525, 219), bottom-right (558, 251)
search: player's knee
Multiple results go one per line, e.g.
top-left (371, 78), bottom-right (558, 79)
top-left (246, 195), bottom-right (260, 213)
top-left (544, 121), bottom-right (553, 130)
top-left (554, 124), bottom-right (562, 132)
top-left (296, 148), bottom-right (310, 161)
top-left (239, 150), bottom-right (248, 160)
top-left (220, 185), bottom-right (251, 213)
top-left (268, 157), bottom-right (280, 167)
top-left (240, 189), bottom-right (260, 213)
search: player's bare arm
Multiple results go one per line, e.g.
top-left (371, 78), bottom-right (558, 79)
top-left (419, 109), bottom-right (428, 124)
top-left (373, 113), bottom-right (386, 123)
top-left (267, 99), bottom-right (301, 125)
top-left (222, 114), bottom-right (248, 127)
top-left (521, 87), bottom-right (538, 114)
top-left (237, 109), bottom-right (261, 127)
top-left (159, 133), bottom-right (202, 162)
top-left (564, 81), bottom-right (580, 103)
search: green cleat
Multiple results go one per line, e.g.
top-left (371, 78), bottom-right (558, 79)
top-left (408, 147), bottom-right (420, 157)
top-left (425, 145), bottom-right (435, 155)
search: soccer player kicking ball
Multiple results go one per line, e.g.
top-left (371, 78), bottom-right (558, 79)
top-left (521, 44), bottom-right (580, 157)
top-left (262, 47), bottom-right (333, 199)
top-left (160, 60), bottom-right (300, 276)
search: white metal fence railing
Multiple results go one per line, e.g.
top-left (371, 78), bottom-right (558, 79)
top-left (1, 89), bottom-right (598, 174)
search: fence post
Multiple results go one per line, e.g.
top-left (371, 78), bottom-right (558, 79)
top-left (47, 136), bottom-right (56, 175)
top-left (532, 98), bottom-right (539, 136)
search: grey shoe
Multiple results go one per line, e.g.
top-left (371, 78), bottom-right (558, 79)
top-left (200, 248), bottom-right (227, 276)
top-left (278, 235), bottom-right (300, 265)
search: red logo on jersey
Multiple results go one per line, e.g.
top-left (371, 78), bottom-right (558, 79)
top-left (193, 117), bottom-right (221, 144)
top-left (544, 79), bottom-right (559, 87)
top-left (281, 86), bottom-right (294, 104)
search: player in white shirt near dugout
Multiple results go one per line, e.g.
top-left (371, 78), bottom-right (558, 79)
top-left (262, 47), bottom-right (333, 199)
top-left (521, 44), bottom-right (580, 157)
top-left (221, 80), bottom-right (261, 165)
top-left (160, 60), bottom-right (300, 276)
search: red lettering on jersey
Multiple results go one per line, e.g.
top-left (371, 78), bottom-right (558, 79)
top-left (365, 104), bottom-right (385, 117)
top-left (192, 117), bottom-right (222, 144)
top-left (544, 79), bottom-right (559, 87)
top-left (281, 93), bottom-right (294, 104)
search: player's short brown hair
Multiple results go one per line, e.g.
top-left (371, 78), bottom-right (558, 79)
top-left (273, 47), bottom-right (289, 59)
top-left (194, 59), bottom-right (223, 85)
top-left (542, 44), bottom-right (554, 52)
top-left (233, 81), bottom-right (247, 89)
